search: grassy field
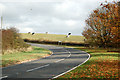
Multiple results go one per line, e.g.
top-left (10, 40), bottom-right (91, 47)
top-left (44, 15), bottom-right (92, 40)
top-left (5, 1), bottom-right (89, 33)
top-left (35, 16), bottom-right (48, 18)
top-left (2, 46), bottom-right (51, 67)
top-left (20, 33), bottom-right (84, 43)
top-left (54, 46), bottom-right (119, 79)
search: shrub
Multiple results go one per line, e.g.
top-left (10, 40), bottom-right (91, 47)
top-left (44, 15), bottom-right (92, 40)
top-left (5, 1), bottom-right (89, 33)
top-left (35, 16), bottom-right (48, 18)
top-left (2, 27), bottom-right (30, 54)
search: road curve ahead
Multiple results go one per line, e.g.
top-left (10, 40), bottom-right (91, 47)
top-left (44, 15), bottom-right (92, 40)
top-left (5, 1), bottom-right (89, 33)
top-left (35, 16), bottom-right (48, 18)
top-left (1, 43), bottom-right (90, 80)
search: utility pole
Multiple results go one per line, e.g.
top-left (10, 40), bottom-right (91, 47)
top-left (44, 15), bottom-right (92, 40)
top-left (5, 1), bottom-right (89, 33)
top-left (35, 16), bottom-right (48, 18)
top-left (0, 14), bottom-right (3, 56)
top-left (1, 16), bottom-right (3, 30)
top-left (0, 8), bottom-right (2, 78)
top-left (0, 16), bottom-right (2, 54)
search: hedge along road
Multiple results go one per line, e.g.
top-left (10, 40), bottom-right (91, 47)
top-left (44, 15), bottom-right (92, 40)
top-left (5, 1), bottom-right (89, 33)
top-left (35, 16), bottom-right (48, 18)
top-left (1, 43), bottom-right (90, 80)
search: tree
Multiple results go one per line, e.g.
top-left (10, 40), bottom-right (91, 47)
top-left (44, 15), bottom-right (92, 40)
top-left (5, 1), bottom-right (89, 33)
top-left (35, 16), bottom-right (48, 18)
top-left (82, 1), bottom-right (120, 48)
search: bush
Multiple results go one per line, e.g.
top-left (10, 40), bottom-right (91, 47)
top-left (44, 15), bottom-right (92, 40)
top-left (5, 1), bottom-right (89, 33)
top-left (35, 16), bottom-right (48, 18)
top-left (2, 27), bottom-right (30, 54)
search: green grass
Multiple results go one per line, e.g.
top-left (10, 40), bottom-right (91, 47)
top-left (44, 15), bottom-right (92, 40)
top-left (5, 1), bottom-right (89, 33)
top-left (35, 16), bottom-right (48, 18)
top-left (20, 33), bottom-right (84, 43)
top-left (54, 46), bottom-right (119, 79)
top-left (2, 46), bottom-right (51, 67)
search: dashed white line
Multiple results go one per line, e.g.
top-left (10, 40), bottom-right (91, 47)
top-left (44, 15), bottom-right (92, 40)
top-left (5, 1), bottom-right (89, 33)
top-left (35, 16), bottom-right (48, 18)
top-left (55, 59), bottom-right (65, 63)
top-left (66, 50), bottom-right (71, 58)
top-left (0, 76), bottom-right (8, 79)
top-left (67, 52), bottom-right (71, 57)
top-left (55, 50), bottom-right (71, 63)
top-left (26, 64), bottom-right (50, 72)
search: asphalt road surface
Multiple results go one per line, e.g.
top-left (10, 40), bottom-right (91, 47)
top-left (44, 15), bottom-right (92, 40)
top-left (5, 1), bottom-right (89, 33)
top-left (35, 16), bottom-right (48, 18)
top-left (1, 43), bottom-right (90, 80)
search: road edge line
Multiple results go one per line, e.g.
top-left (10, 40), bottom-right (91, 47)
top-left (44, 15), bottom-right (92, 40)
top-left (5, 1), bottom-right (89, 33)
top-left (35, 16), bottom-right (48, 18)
top-left (52, 52), bottom-right (90, 79)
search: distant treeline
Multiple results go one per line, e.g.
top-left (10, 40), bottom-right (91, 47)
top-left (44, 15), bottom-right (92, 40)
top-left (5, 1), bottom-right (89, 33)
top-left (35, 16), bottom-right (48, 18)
top-left (2, 27), bottom-right (30, 54)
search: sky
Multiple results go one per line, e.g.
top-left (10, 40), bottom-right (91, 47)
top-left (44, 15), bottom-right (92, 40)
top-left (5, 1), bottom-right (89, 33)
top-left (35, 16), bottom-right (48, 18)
top-left (0, 0), bottom-right (117, 35)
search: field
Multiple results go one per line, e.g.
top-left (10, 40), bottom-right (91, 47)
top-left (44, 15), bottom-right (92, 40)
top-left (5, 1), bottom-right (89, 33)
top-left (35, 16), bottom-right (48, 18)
top-left (2, 46), bottom-right (51, 67)
top-left (54, 46), bottom-right (119, 79)
top-left (20, 33), bottom-right (85, 43)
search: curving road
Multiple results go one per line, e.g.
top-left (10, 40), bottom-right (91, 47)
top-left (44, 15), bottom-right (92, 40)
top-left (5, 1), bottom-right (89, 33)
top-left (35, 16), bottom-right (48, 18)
top-left (1, 43), bottom-right (90, 80)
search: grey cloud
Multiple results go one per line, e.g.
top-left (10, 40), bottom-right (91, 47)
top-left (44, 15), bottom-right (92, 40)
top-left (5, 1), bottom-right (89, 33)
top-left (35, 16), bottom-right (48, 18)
top-left (1, 0), bottom-right (114, 35)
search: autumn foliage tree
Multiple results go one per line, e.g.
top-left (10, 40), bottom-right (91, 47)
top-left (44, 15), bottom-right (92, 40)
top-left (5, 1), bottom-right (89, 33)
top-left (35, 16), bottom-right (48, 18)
top-left (82, 1), bottom-right (120, 48)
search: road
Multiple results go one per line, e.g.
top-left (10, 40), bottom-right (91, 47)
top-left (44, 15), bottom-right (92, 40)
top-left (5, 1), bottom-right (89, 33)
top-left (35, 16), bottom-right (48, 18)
top-left (1, 43), bottom-right (90, 80)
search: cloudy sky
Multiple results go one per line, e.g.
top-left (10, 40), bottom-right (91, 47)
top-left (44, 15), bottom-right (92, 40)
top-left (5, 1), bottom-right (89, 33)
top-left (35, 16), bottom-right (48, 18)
top-left (0, 0), bottom-right (116, 35)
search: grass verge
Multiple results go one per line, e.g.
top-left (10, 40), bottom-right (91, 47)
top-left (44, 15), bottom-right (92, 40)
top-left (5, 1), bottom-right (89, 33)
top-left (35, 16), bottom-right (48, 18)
top-left (54, 46), bottom-right (119, 79)
top-left (2, 46), bottom-right (51, 67)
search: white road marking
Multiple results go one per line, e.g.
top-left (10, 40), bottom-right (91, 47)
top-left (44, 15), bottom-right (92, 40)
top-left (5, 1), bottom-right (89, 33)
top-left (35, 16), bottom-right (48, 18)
top-left (66, 50), bottom-right (71, 58)
top-left (67, 52), bottom-right (71, 57)
top-left (55, 59), bottom-right (65, 63)
top-left (0, 76), bottom-right (8, 79)
top-left (52, 52), bottom-right (90, 79)
top-left (26, 64), bottom-right (50, 72)
top-left (55, 49), bottom-right (71, 63)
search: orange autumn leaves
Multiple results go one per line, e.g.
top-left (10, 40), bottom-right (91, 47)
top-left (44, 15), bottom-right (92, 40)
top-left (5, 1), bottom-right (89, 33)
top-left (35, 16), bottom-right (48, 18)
top-left (60, 59), bottom-right (119, 79)
top-left (57, 47), bottom-right (119, 79)
top-left (82, 1), bottom-right (120, 48)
